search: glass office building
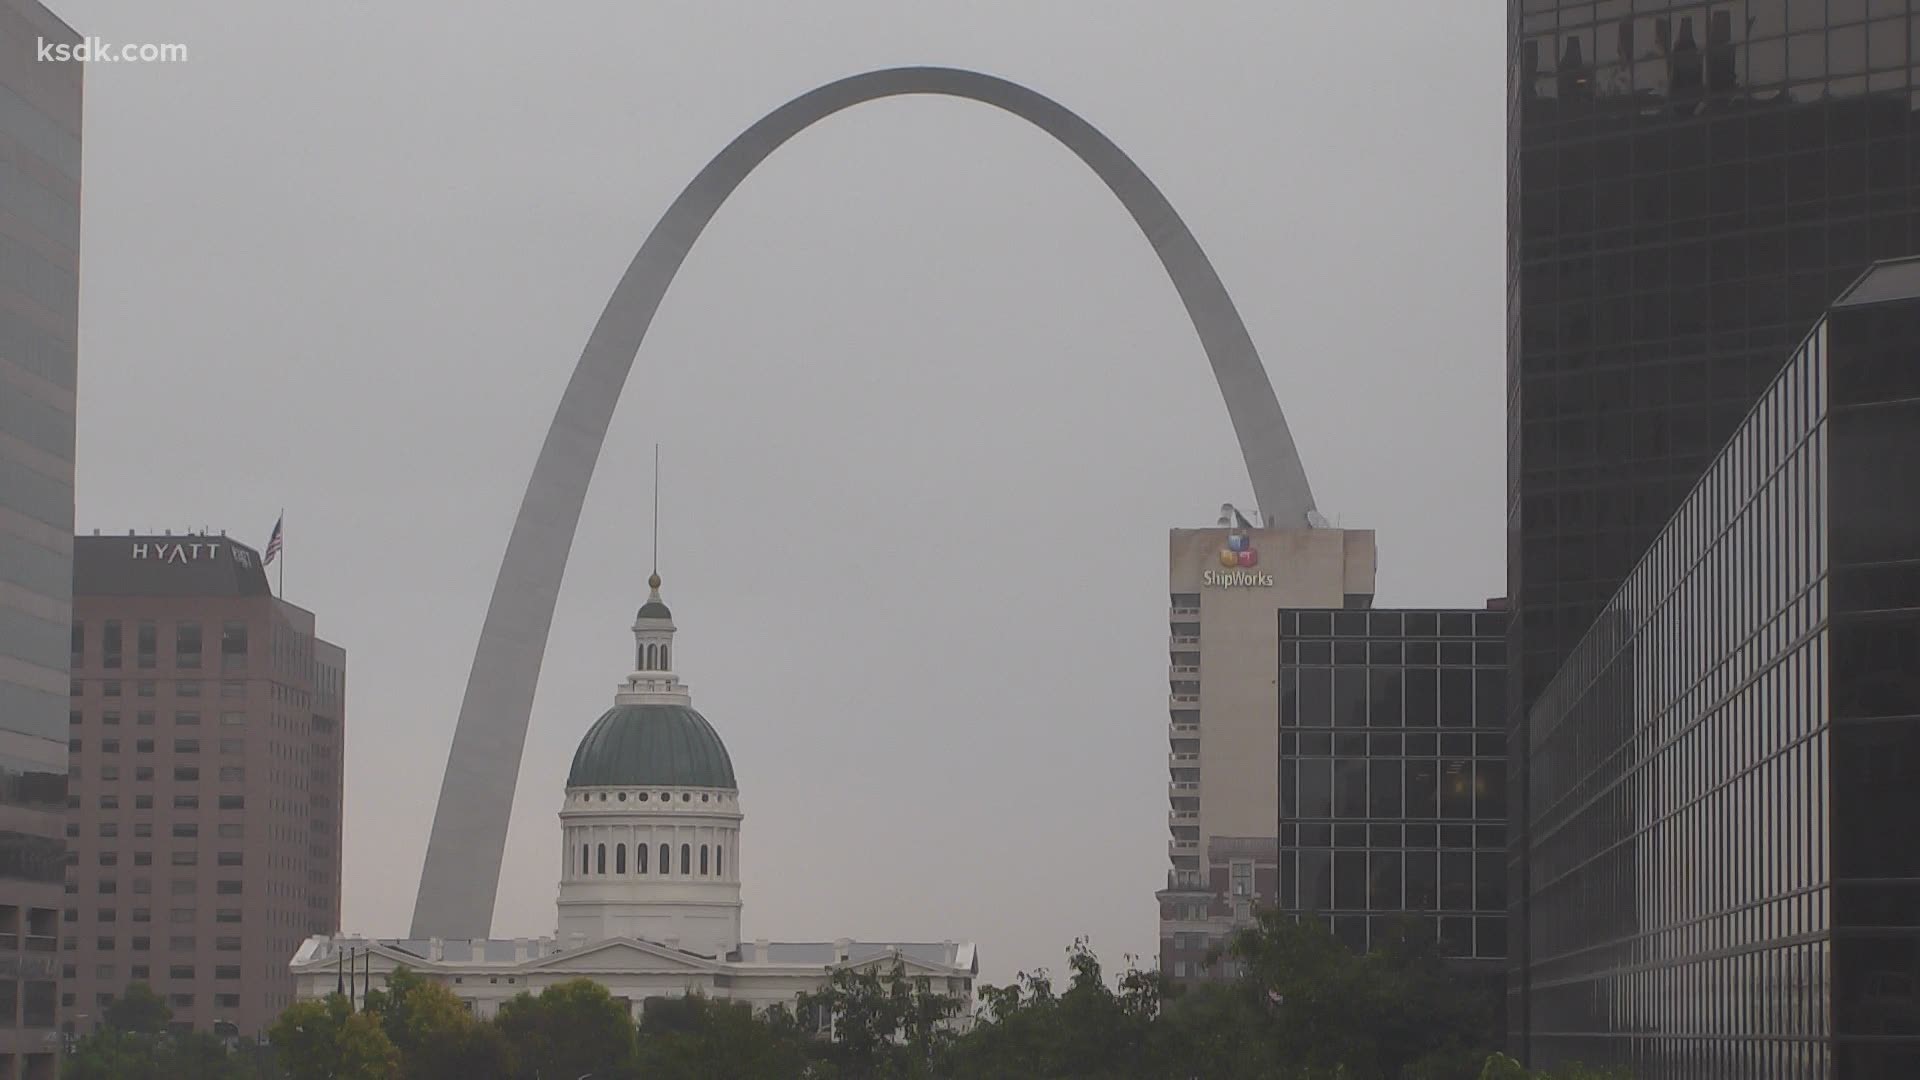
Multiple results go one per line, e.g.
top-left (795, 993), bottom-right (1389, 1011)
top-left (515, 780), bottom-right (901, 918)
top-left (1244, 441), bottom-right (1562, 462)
top-left (1508, 1), bottom-right (1920, 1043)
top-left (1524, 261), bottom-right (1920, 1077)
top-left (0, 2), bottom-right (80, 1076)
top-left (1274, 606), bottom-right (1509, 979)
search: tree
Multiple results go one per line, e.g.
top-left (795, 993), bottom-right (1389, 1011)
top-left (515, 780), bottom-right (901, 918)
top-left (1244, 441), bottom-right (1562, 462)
top-left (266, 995), bottom-right (401, 1080)
top-left (64, 1025), bottom-right (269, 1080)
top-left (155, 1030), bottom-right (253, 1080)
top-left (361, 967), bottom-right (508, 1079)
top-left (945, 941), bottom-right (1168, 1079)
top-left (1222, 911), bottom-right (1499, 1079)
top-left (62, 1030), bottom-right (166, 1080)
top-left (633, 994), bottom-right (811, 1079)
top-left (1479, 1054), bottom-right (1630, 1080)
top-left (104, 981), bottom-right (172, 1035)
top-left (1151, 980), bottom-right (1284, 1079)
top-left (797, 960), bottom-right (964, 1078)
top-left (492, 978), bottom-right (638, 1079)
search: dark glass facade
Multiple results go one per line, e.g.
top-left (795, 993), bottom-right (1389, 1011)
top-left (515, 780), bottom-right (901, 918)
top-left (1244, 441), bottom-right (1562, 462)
top-left (1523, 267), bottom-right (1920, 1076)
top-left (1276, 607), bottom-right (1509, 973)
top-left (1508, 1), bottom-right (1920, 1047)
top-left (0, 2), bottom-right (79, 1075)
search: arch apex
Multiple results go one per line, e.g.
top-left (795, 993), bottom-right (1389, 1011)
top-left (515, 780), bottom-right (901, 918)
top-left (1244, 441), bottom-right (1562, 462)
top-left (409, 66), bottom-right (1316, 939)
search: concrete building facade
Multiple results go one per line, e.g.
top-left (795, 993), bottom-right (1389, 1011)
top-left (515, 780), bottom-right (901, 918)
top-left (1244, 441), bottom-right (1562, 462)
top-left (1157, 510), bottom-right (1375, 982)
top-left (0, 2), bottom-right (80, 1074)
top-left (64, 534), bottom-right (344, 1038)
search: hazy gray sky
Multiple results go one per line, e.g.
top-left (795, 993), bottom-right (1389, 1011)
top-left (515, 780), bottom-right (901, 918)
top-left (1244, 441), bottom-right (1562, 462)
top-left (51, 1), bottom-right (1505, 986)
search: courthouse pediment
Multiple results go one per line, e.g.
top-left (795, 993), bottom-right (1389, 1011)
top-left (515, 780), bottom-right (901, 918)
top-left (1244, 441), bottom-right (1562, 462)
top-left (530, 936), bottom-right (724, 975)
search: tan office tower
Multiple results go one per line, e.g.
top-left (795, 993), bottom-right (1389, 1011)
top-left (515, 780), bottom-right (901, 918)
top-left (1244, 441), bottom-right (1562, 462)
top-left (1157, 507), bottom-right (1374, 984)
top-left (0, 2), bottom-right (81, 1076)
top-left (63, 534), bottom-right (344, 1038)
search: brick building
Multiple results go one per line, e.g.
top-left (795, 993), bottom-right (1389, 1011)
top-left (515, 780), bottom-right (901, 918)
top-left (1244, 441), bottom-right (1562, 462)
top-left (63, 533), bottom-right (343, 1037)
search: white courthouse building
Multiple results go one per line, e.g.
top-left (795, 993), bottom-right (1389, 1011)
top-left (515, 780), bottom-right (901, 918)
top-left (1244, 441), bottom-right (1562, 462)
top-left (291, 575), bottom-right (977, 1018)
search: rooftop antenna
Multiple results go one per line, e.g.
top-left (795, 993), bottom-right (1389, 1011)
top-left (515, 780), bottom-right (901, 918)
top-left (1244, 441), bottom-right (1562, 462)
top-left (651, 444), bottom-right (660, 579)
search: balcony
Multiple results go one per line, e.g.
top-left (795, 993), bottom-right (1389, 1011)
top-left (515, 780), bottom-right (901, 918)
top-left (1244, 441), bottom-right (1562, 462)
top-left (1168, 780), bottom-right (1200, 797)
top-left (1168, 693), bottom-right (1199, 709)
top-left (1166, 869), bottom-right (1208, 891)
top-left (1168, 663), bottom-right (1200, 680)
top-left (1168, 633), bottom-right (1199, 650)
top-left (1168, 839), bottom-right (1200, 859)
top-left (1169, 752), bottom-right (1199, 770)
top-left (1169, 721), bottom-right (1199, 738)
top-left (1169, 604), bottom-right (1200, 621)
top-left (1168, 809), bottom-right (1200, 824)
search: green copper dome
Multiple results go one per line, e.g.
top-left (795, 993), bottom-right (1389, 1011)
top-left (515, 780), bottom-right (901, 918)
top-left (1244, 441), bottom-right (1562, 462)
top-left (567, 704), bottom-right (735, 789)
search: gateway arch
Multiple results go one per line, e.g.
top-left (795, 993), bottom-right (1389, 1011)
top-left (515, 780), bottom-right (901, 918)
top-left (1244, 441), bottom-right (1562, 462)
top-left (411, 66), bottom-right (1318, 938)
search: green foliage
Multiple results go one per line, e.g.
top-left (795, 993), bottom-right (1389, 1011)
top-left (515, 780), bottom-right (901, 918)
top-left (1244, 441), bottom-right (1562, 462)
top-left (795, 960), bottom-right (965, 1078)
top-left (633, 993), bottom-right (811, 1079)
top-left (492, 977), bottom-right (637, 1079)
top-left (1220, 911), bottom-right (1498, 1078)
top-left (63, 1030), bottom-right (166, 1080)
top-left (265, 995), bottom-right (400, 1080)
top-left (946, 940), bottom-right (1168, 1078)
top-left (1478, 1055), bottom-right (1628, 1080)
top-left (361, 967), bottom-right (508, 1080)
top-left (63, 1026), bottom-right (277, 1080)
top-left (75, 927), bottom-right (1636, 1078)
top-left (103, 982), bottom-right (172, 1035)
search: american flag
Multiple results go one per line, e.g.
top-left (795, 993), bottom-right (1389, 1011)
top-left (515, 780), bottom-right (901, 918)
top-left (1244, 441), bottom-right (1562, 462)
top-left (263, 514), bottom-right (283, 565)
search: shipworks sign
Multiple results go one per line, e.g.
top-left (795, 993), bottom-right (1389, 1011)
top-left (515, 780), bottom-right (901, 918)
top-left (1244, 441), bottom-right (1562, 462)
top-left (1203, 532), bottom-right (1274, 588)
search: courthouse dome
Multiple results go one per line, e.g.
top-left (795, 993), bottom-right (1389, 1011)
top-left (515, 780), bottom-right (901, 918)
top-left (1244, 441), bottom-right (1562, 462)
top-left (567, 703), bottom-right (736, 789)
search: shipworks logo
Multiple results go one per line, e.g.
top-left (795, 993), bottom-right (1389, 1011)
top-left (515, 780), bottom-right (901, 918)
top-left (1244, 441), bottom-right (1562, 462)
top-left (1203, 531), bottom-right (1274, 588)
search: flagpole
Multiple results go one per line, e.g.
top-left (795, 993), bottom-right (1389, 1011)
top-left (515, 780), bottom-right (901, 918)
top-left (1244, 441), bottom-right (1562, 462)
top-left (277, 510), bottom-right (284, 598)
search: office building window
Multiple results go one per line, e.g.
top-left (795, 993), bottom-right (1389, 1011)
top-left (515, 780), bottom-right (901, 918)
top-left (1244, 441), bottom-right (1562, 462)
top-left (175, 623), bottom-right (201, 670)
top-left (221, 623), bottom-right (248, 670)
